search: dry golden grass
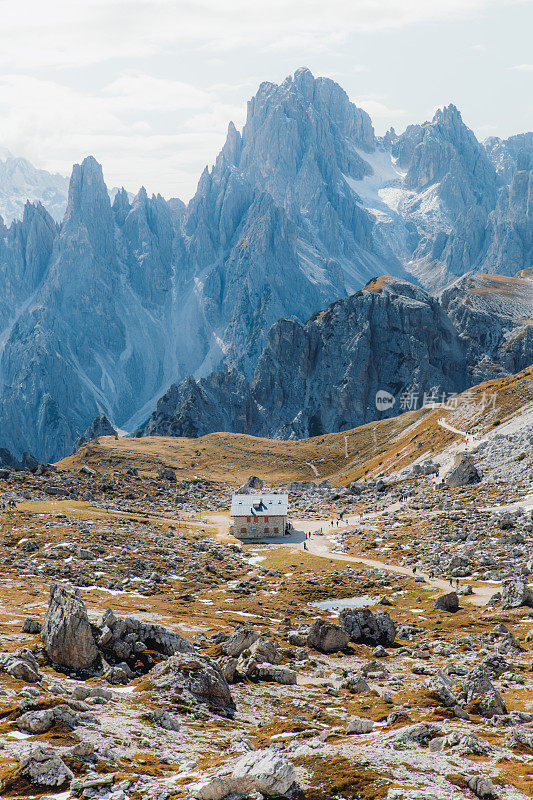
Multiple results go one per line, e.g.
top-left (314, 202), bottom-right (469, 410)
top-left (58, 410), bottom-right (434, 486)
top-left (294, 754), bottom-right (391, 800)
top-left (59, 366), bottom-right (532, 487)
top-left (469, 271), bottom-right (533, 299)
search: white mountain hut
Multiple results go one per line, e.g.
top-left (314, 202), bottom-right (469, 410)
top-left (230, 493), bottom-right (289, 540)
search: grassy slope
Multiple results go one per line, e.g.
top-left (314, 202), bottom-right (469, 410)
top-left (59, 366), bottom-right (533, 486)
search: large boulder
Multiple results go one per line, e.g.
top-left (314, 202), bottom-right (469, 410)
top-left (0, 649), bottom-right (41, 682)
top-left (98, 608), bottom-right (195, 662)
top-left (346, 716), bottom-right (374, 734)
top-left (41, 584), bottom-right (99, 671)
top-left (443, 453), bottom-right (481, 487)
top-left (221, 626), bottom-right (260, 657)
top-left (429, 671), bottom-right (458, 707)
top-left (392, 723), bottom-right (443, 747)
top-left (236, 658), bottom-right (297, 686)
top-left (306, 619), bottom-right (349, 653)
top-left (17, 704), bottom-right (89, 734)
top-left (502, 579), bottom-right (533, 609)
top-left (192, 749), bottom-right (296, 800)
top-left (434, 592), bottom-right (459, 612)
top-left (147, 652), bottom-right (235, 717)
top-left (339, 608), bottom-right (396, 646)
top-left (462, 668), bottom-right (507, 717)
top-left (11, 745), bottom-right (73, 789)
top-left (158, 466), bottom-right (177, 482)
top-left (248, 637), bottom-right (282, 665)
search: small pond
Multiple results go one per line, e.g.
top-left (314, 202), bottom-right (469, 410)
top-left (310, 595), bottom-right (376, 612)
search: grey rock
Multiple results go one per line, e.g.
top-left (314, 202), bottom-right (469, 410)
top-left (237, 475), bottom-right (265, 494)
top-left (434, 592), bottom-right (459, 612)
top-left (158, 466), bottom-right (177, 482)
top-left (502, 578), bottom-right (533, 609)
top-left (339, 608), bottom-right (396, 646)
top-left (238, 657), bottom-right (297, 685)
top-left (505, 727), bottom-right (533, 752)
top-left (193, 748), bottom-right (296, 800)
top-left (443, 454), bottom-right (480, 488)
top-left (98, 608), bottom-right (195, 659)
top-left (41, 583), bottom-right (99, 671)
top-left (307, 619), bottom-right (349, 653)
top-left (248, 638), bottom-right (282, 665)
top-left (105, 662), bottom-right (133, 685)
top-left (341, 674), bottom-right (371, 694)
top-left (149, 708), bottom-right (181, 731)
top-left (74, 414), bottom-right (117, 452)
top-left (462, 668), bottom-right (507, 717)
top-left (429, 671), bottom-right (458, 707)
top-left (22, 618), bottom-right (43, 634)
top-left (466, 775), bottom-right (499, 800)
top-left (17, 745), bottom-right (74, 787)
top-left (222, 627), bottom-right (260, 658)
top-left (148, 652), bottom-right (235, 716)
top-left (346, 716), bottom-right (374, 734)
top-left (392, 723), bottom-right (443, 747)
top-left (0, 649), bottom-right (41, 682)
top-left (17, 704), bottom-right (85, 734)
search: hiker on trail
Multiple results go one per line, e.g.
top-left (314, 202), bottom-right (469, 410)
top-left (456, 578), bottom-right (460, 590)
top-left (449, 577), bottom-right (453, 587)
top-left (303, 541), bottom-right (307, 551)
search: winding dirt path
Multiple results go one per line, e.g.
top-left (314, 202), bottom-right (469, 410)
top-left (299, 527), bottom-right (497, 606)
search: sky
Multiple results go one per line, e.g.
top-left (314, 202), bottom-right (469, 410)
top-left (0, 0), bottom-right (531, 201)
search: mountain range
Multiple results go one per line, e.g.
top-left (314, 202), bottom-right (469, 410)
top-left (0, 150), bottom-right (68, 225)
top-left (0, 68), bottom-right (531, 461)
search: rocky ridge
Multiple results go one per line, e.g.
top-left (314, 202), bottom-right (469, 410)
top-left (140, 272), bottom-right (533, 440)
top-left (0, 68), bottom-right (530, 460)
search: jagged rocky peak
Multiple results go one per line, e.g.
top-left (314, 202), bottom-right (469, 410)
top-left (0, 70), bottom-right (530, 462)
top-left (141, 278), bottom-right (470, 442)
top-left (216, 121), bottom-right (242, 169)
top-left (141, 366), bottom-right (263, 439)
top-left (65, 156), bottom-right (110, 218)
top-left (0, 200), bottom-right (57, 319)
top-left (74, 414), bottom-right (117, 452)
top-left (478, 169), bottom-right (533, 276)
top-left (112, 186), bottom-right (132, 224)
top-left (239, 67), bottom-right (375, 190)
top-left (62, 155), bottom-right (115, 258)
top-left (485, 132), bottom-right (533, 183)
top-left (394, 103), bottom-right (497, 213)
